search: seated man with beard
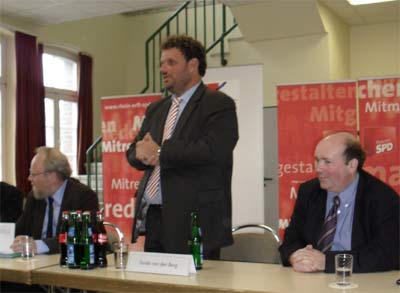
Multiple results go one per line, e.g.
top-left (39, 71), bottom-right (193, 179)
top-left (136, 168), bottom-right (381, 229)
top-left (10, 146), bottom-right (99, 254)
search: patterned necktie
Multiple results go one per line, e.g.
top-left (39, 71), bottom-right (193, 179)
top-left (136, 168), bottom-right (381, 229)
top-left (145, 97), bottom-right (182, 199)
top-left (317, 195), bottom-right (340, 253)
top-left (46, 197), bottom-right (54, 238)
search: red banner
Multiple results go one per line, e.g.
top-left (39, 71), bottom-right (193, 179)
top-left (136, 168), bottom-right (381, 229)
top-left (358, 77), bottom-right (400, 194)
top-left (277, 81), bottom-right (357, 238)
top-left (101, 94), bottom-right (161, 243)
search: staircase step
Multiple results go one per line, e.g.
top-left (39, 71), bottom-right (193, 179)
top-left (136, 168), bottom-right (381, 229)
top-left (85, 162), bottom-right (103, 174)
top-left (75, 175), bottom-right (103, 190)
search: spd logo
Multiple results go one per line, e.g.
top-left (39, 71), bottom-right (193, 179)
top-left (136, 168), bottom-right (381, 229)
top-left (376, 142), bottom-right (394, 154)
top-left (362, 127), bottom-right (397, 156)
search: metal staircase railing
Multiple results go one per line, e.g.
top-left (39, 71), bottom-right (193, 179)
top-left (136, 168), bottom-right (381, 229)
top-left (86, 0), bottom-right (238, 198)
top-left (86, 135), bottom-right (102, 194)
top-left (141, 0), bottom-right (237, 94)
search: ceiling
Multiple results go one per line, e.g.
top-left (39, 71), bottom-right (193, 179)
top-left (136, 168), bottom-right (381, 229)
top-left (0, 0), bottom-right (398, 27)
top-left (319, 0), bottom-right (399, 25)
top-left (0, 0), bottom-right (187, 25)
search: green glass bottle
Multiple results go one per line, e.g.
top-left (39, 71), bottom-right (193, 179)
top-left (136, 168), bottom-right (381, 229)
top-left (189, 211), bottom-right (203, 270)
top-left (67, 211), bottom-right (81, 269)
top-left (80, 211), bottom-right (95, 269)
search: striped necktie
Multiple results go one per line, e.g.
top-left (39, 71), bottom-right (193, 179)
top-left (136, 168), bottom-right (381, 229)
top-left (145, 97), bottom-right (182, 199)
top-left (317, 195), bottom-right (340, 253)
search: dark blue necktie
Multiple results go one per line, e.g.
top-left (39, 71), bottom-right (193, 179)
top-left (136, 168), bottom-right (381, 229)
top-left (317, 195), bottom-right (340, 253)
top-left (46, 197), bottom-right (54, 238)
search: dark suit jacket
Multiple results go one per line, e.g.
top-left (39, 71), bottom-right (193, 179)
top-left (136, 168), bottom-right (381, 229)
top-left (15, 178), bottom-right (99, 254)
top-left (0, 182), bottom-right (23, 222)
top-left (279, 170), bottom-right (399, 273)
top-left (126, 82), bottom-right (239, 254)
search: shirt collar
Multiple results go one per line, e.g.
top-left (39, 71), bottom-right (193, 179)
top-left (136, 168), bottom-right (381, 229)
top-left (51, 180), bottom-right (67, 206)
top-left (173, 82), bottom-right (201, 105)
top-left (328, 173), bottom-right (359, 205)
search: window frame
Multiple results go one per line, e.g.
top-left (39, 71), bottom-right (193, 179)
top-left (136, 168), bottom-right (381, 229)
top-left (44, 88), bottom-right (78, 146)
top-left (43, 46), bottom-right (79, 175)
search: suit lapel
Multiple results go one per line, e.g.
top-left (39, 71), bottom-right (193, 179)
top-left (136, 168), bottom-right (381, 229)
top-left (173, 83), bottom-right (205, 136)
top-left (33, 199), bottom-right (47, 239)
top-left (58, 180), bottom-right (71, 233)
top-left (351, 172), bottom-right (365, 248)
top-left (60, 180), bottom-right (71, 213)
top-left (312, 189), bottom-right (328, 246)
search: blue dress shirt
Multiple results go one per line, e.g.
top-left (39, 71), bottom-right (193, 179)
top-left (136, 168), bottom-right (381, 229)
top-left (35, 180), bottom-right (67, 254)
top-left (326, 173), bottom-right (359, 251)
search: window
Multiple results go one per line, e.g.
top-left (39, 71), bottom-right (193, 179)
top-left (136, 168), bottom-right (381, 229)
top-left (42, 49), bottom-right (78, 175)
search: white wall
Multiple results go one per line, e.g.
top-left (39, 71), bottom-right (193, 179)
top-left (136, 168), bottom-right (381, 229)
top-left (318, 2), bottom-right (350, 80)
top-left (350, 22), bottom-right (400, 78)
top-left (204, 65), bottom-right (264, 227)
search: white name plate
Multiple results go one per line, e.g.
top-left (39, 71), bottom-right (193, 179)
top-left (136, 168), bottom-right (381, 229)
top-left (126, 251), bottom-right (196, 276)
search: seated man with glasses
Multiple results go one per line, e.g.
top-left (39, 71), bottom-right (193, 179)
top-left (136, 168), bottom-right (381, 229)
top-left (10, 146), bottom-right (99, 255)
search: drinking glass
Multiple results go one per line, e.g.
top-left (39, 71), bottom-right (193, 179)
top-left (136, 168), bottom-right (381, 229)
top-left (113, 242), bottom-right (128, 269)
top-left (20, 235), bottom-right (35, 260)
top-left (335, 253), bottom-right (353, 286)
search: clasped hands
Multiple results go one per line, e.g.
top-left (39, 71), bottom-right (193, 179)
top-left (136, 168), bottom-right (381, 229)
top-left (136, 133), bottom-right (160, 166)
top-left (10, 235), bottom-right (37, 254)
top-left (289, 245), bottom-right (325, 272)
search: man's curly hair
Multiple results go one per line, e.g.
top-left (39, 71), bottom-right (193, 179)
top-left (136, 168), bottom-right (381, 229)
top-left (161, 35), bottom-right (207, 76)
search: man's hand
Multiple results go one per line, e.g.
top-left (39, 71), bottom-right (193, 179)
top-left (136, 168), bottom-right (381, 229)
top-left (136, 133), bottom-right (160, 166)
top-left (10, 235), bottom-right (37, 254)
top-left (289, 245), bottom-right (325, 272)
top-left (129, 236), bottom-right (145, 252)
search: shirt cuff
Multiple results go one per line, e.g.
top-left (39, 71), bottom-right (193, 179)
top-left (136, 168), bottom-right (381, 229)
top-left (35, 239), bottom-right (50, 254)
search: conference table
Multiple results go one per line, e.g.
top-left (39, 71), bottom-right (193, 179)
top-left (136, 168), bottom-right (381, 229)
top-left (0, 254), bottom-right (57, 285)
top-left (1, 254), bottom-right (399, 292)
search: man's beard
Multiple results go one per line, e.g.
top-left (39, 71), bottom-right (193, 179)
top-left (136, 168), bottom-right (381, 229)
top-left (32, 186), bottom-right (48, 200)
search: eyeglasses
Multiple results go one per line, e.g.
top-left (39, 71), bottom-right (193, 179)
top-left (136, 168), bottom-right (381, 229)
top-left (29, 171), bottom-right (49, 178)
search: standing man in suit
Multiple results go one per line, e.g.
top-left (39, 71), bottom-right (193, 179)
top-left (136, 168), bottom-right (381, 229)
top-left (279, 132), bottom-right (399, 273)
top-left (11, 146), bottom-right (99, 254)
top-left (126, 35), bottom-right (238, 259)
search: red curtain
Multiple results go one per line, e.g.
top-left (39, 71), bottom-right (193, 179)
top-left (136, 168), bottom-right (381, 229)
top-left (15, 32), bottom-right (45, 194)
top-left (38, 44), bottom-right (45, 111)
top-left (77, 53), bottom-right (93, 174)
